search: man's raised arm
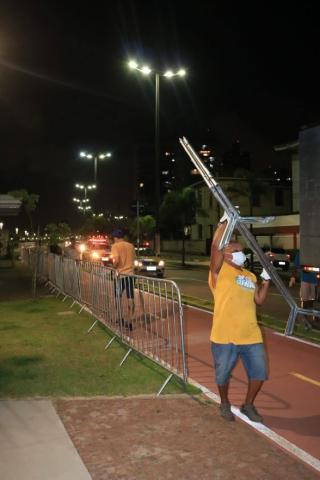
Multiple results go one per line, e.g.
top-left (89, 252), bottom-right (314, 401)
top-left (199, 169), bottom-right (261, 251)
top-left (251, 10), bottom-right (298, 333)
top-left (210, 218), bottom-right (228, 289)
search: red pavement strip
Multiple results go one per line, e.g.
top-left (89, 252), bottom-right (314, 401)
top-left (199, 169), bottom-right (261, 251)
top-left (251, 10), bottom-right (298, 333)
top-left (184, 304), bottom-right (320, 473)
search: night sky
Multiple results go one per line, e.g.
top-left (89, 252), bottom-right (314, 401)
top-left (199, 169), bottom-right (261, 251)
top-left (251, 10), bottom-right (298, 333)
top-left (0, 0), bottom-right (319, 229)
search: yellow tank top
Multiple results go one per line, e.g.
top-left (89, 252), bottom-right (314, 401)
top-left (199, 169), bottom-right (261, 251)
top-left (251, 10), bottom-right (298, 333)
top-left (209, 262), bottom-right (262, 345)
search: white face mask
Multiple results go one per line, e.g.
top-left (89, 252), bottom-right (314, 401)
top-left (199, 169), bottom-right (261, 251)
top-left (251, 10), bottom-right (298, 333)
top-left (231, 251), bottom-right (246, 267)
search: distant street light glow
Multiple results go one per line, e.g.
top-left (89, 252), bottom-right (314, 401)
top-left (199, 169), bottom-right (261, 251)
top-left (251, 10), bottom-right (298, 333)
top-left (79, 150), bottom-right (112, 183)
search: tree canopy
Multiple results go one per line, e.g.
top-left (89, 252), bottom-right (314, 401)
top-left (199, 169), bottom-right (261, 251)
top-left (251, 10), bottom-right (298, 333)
top-left (9, 189), bottom-right (39, 231)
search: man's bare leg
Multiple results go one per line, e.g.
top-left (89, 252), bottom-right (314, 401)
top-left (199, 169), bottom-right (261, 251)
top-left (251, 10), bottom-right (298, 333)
top-left (245, 379), bottom-right (263, 405)
top-left (218, 383), bottom-right (230, 404)
top-left (241, 379), bottom-right (264, 422)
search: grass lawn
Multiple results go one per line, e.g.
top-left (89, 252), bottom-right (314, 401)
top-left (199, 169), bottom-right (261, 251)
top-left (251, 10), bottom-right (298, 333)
top-left (0, 265), bottom-right (199, 397)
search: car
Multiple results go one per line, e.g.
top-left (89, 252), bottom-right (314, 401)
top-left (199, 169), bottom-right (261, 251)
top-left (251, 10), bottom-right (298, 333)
top-left (81, 236), bottom-right (114, 267)
top-left (266, 248), bottom-right (290, 271)
top-left (134, 255), bottom-right (165, 278)
top-left (245, 247), bottom-right (290, 272)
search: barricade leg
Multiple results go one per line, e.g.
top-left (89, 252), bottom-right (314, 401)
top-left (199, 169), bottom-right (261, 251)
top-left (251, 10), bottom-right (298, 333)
top-left (87, 319), bottom-right (98, 333)
top-left (157, 373), bottom-right (174, 396)
top-left (105, 336), bottom-right (116, 350)
top-left (119, 348), bottom-right (133, 366)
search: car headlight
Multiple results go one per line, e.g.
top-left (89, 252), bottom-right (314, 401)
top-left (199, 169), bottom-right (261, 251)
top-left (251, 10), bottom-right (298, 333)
top-left (91, 251), bottom-right (100, 259)
top-left (134, 260), bottom-right (139, 267)
top-left (158, 260), bottom-right (165, 267)
top-left (79, 243), bottom-right (86, 253)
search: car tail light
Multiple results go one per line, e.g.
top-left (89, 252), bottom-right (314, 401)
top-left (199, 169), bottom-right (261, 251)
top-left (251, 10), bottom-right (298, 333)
top-left (286, 254), bottom-right (290, 260)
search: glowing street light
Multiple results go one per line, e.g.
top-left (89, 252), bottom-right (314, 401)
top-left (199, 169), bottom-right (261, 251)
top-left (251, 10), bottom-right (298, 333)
top-left (127, 59), bottom-right (187, 255)
top-left (79, 151), bottom-right (112, 184)
top-left (74, 184), bottom-right (96, 214)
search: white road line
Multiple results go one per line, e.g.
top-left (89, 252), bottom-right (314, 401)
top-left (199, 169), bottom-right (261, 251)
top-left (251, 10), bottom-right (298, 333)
top-left (188, 378), bottom-right (320, 473)
top-left (273, 331), bottom-right (320, 349)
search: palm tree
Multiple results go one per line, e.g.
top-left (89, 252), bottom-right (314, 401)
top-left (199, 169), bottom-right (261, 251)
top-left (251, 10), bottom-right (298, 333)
top-left (129, 215), bottom-right (156, 244)
top-left (9, 189), bottom-right (39, 232)
top-left (160, 187), bottom-right (207, 265)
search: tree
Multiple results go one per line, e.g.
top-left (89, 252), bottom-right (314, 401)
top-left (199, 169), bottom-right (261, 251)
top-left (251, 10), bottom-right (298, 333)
top-left (78, 215), bottom-right (108, 236)
top-left (45, 222), bottom-right (71, 246)
top-left (9, 189), bottom-right (39, 232)
top-left (129, 215), bottom-right (156, 244)
top-left (160, 187), bottom-right (207, 265)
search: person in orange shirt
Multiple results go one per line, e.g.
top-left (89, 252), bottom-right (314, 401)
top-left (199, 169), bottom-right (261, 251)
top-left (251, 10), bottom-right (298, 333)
top-left (209, 215), bottom-right (270, 423)
top-left (111, 229), bottom-right (136, 330)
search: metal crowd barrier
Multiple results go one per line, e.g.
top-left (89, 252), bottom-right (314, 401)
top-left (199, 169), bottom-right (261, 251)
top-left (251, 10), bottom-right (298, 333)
top-left (22, 249), bottom-right (187, 393)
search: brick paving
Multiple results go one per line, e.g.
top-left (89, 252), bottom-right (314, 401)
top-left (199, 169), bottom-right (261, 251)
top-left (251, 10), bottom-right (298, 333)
top-left (55, 395), bottom-right (319, 480)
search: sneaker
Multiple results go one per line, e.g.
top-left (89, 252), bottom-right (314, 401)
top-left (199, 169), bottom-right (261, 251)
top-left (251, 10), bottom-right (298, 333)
top-left (240, 404), bottom-right (263, 423)
top-left (220, 403), bottom-right (235, 421)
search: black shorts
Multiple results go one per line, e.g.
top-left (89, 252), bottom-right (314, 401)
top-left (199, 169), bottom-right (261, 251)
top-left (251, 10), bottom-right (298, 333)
top-left (115, 276), bottom-right (135, 299)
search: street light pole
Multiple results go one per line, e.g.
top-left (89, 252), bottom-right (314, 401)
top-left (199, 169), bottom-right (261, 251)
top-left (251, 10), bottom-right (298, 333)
top-left (154, 72), bottom-right (161, 256)
top-left (127, 60), bottom-right (186, 256)
top-left (94, 156), bottom-right (98, 184)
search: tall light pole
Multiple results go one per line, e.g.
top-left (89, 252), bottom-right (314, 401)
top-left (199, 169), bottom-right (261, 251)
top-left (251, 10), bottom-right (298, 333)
top-left (75, 183), bottom-right (96, 214)
top-left (73, 197), bottom-right (91, 215)
top-left (128, 60), bottom-right (186, 256)
top-left (80, 151), bottom-right (112, 184)
top-left (75, 182), bottom-right (96, 200)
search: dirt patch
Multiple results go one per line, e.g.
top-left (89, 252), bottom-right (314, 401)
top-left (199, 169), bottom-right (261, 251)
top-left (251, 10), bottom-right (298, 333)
top-left (55, 396), bottom-right (319, 480)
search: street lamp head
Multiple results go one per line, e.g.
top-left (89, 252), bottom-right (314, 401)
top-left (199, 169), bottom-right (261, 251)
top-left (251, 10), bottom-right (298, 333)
top-left (128, 60), bottom-right (138, 70)
top-left (164, 69), bottom-right (186, 78)
top-left (141, 65), bottom-right (152, 75)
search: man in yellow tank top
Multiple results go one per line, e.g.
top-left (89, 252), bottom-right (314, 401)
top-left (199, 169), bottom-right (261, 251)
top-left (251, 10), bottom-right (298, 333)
top-left (209, 215), bottom-right (271, 423)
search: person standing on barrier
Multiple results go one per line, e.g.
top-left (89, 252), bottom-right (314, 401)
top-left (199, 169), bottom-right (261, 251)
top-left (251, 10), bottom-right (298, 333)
top-left (111, 229), bottom-right (136, 330)
top-left (209, 214), bottom-right (270, 423)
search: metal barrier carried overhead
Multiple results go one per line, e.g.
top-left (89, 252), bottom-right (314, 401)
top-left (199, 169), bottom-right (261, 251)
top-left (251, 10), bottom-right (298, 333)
top-left (179, 136), bottom-right (320, 334)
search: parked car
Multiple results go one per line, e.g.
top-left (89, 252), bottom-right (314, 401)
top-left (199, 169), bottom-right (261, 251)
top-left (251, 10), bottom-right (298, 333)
top-left (134, 252), bottom-right (165, 278)
top-left (266, 248), bottom-right (290, 271)
top-left (245, 247), bottom-right (290, 272)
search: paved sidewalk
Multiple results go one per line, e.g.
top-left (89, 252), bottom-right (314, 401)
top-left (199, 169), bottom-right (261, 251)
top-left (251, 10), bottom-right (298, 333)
top-left (0, 399), bottom-right (90, 480)
top-left (55, 395), bottom-right (319, 480)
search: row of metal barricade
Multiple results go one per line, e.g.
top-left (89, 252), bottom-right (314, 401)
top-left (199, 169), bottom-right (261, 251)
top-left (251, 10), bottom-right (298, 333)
top-left (22, 247), bottom-right (188, 390)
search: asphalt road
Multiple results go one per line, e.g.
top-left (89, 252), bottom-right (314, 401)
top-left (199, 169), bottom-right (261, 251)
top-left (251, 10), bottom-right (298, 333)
top-left (165, 264), bottom-right (302, 324)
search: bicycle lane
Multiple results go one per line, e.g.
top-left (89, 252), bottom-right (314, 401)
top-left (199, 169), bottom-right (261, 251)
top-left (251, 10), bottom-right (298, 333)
top-left (183, 305), bottom-right (320, 471)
